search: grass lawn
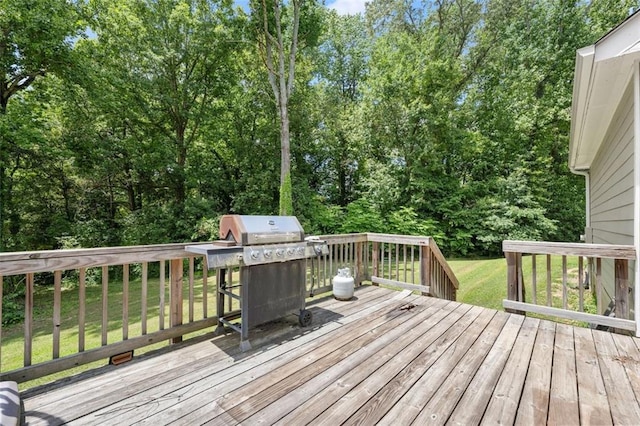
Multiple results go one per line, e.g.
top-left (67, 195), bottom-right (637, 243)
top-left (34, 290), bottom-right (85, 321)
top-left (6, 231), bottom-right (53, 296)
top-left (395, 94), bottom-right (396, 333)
top-left (450, 255), bottom-right (596, 322)
top-left (448, 257), bottom-right (508, 311)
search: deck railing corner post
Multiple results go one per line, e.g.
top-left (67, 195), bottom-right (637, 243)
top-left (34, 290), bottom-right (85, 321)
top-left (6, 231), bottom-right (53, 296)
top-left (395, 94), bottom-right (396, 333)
top-left (372, 241), bottom-right (379, 284)
top-left (505, 251), bottom-right (525, 315)
top-left (170, 258), bottom-right (184, 344)
top-left (420, 243), bottom-right (432, 297)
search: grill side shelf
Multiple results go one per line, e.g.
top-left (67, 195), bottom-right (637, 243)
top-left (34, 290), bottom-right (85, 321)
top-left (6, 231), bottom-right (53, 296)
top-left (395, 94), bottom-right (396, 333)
top-left (185, 244), bottom-right (243, 269)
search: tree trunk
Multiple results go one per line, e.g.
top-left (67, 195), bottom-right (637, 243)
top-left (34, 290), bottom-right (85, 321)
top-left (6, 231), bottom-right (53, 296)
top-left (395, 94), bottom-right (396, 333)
top-left (258, 0), bottom-right (300, 216)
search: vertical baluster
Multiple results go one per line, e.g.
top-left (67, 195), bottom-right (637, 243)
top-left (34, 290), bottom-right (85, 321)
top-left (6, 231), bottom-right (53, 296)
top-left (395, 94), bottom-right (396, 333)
top-left (365, 241), bottom-right (370, 280)
top-left (395, 243), bottom-right (399, 281)
top-left (372, 242), bottom-right (379, 280)
top-left (329, 243), bottom-right (333, 278)
top-left (531, 255), bottom-right (537, 305)
top-left (123, 264), bottom-right (129, 340)
top-left (389, 243), bottom-right (393, 280)
top-left (78, 268), bottom-right (86, 352)
top-left (323, 246), bottom-right (328, 287)
top-left (411, 245), bottom-right (415, 284)
top-left (596, 258), bottom-right (602, 314)
top-left (546, 255), bottom-right (552, 307)
top-left (346, 243), bottom-right (351, 270)
top-left (25, 273), bottom-right (34, 366)
top-left (578, 256), bottom-right (584, 312)
top-left (381, 243), bottom-right (385, 279)
top-left (101, 266), bottom-right (108, 346)
top-left (202, 257), bottom-right (208, 318)
top-left (355, 241), bottom-right (363, 285)
top-left (562, 256), bottom-right (567, 310)
top-left (403, 245), bottom-right (407, 283)
top-left (159, 260), bottom-right (165, 330)
top-left (53, 270), bottom-right (62, 359)
top-left (141, 262), bottom-right (148, 335)
top-left (189, 257), bottom-right (195, 323)
top-left (228, 267), bottom-right (233, 312)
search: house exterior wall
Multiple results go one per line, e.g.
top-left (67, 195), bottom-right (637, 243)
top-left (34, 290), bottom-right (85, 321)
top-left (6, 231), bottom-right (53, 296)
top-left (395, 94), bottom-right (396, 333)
top-left (588, 82), bottom-right (635, 313)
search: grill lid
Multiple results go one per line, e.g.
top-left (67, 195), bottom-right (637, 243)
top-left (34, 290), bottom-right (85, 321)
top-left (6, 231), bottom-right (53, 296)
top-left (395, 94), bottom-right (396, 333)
top-left (219, 215), bottom-right (304, 245)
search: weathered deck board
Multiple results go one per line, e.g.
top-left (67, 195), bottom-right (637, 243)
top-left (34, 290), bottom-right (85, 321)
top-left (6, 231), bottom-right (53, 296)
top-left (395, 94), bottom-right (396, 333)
top-left (513, 319), bottom-right (555, 425)
top-left (548, 324), bottom-right (580, 425)
top-left (20, 285), bottom-right (640, 426)
top-left (573, 327), bottom-right (613, 425)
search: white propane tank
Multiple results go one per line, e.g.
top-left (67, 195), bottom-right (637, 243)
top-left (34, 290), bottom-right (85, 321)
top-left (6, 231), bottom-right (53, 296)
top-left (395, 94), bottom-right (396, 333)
top-left (332, 268), bottom-right (354, 301)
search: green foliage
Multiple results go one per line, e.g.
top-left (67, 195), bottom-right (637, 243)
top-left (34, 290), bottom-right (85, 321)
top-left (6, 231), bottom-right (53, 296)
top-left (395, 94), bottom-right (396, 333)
top-left (1, 295), bottom-right (23, 326)
top-left (475, 168), bottom-right (558, 255)
top-left (340, 199), bottom-right (384, 233)
top-left (2, 0), bottom-right (635, 258)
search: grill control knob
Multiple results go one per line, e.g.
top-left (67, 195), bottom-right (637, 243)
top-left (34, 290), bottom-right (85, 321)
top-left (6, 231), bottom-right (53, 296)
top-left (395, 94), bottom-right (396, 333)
top-left (251, 251), bottom-right (259, 260)
top-left (287, 248), bottom-right (295, 256)
top-left (314, 246), bottom-right (323, 255)
top-left (263, 249), bottom-right (272, 258)
top-left (297, 247), bottom-right (305, 255)
top-left (276, 249), bottom-right (285, 258)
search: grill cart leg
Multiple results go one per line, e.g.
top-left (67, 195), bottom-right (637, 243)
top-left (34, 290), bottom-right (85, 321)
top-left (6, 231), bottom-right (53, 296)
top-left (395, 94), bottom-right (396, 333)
top-left (215, 268), bottom-right (226, 335)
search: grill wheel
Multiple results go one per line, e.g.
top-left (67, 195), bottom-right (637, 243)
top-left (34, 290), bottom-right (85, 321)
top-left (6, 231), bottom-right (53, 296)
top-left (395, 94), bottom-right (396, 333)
top-left (298, 309), bottom-right (312, 327)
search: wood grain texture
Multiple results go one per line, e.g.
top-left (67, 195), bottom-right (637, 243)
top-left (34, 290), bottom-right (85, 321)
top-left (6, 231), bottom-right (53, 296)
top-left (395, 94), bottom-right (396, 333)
top-left (548, 324), bottom-right (579, 426)
top-left (502, 300), bottom-right (636, 331)
top-left (19, 286), bottom-right (640, 426)
top-left (502, 240), bottom-right (635, 259)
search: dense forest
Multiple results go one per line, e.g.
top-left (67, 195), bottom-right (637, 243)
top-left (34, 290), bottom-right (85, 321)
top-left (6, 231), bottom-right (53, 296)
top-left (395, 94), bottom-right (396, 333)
top-left (1, 0), bottom-right (637, 257)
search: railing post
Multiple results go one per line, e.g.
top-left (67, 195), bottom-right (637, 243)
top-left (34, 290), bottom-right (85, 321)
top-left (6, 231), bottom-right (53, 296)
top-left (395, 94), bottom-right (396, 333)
top-left (420, 243), bottom-right (432, 297)
top-left (372, 241), bottom-right (379, 285)
top-left (505, 251), bottom-right (525, 315)
top-left (615, 259), bottom-right (629, 320)
top-left (170, 259), bottom-right (183, 344)
top-left (355, 242), bottom-right (363, 286)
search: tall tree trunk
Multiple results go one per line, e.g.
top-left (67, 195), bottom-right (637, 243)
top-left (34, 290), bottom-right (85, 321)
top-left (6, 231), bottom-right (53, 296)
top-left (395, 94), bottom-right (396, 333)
top-left (258, 0), bottom-right (301, 216)
top-left (0, 102), bottom-right (6, 251)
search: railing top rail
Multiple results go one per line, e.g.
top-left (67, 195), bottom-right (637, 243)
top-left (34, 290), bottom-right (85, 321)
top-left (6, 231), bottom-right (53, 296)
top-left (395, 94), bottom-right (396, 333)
top-left (316, 233), bottom-right (368, 244)
top-left (366, 233), bottom-right (431, 246)
top-left (0, 242), bottom-right (213, 262)
top-left (0, 242), bottom-right (214, 276)
top-left (503, 240), bottom-right (636, 259)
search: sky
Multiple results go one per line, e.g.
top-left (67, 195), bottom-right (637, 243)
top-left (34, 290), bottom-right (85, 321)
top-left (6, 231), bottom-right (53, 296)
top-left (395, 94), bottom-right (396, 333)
top-left (326, 0), bottom-right (367, 15)
top-left (235, 0), bottom-right (368, 16)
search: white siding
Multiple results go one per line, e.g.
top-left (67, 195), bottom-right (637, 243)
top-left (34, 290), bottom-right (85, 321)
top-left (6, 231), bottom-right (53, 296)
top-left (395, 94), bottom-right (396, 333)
top-left (589, 82), bottom-right (635, 312)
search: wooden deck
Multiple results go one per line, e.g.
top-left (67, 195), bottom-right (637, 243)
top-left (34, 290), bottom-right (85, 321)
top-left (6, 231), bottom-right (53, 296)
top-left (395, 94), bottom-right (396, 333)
top-left (21, 285), bottom-right (640, 425)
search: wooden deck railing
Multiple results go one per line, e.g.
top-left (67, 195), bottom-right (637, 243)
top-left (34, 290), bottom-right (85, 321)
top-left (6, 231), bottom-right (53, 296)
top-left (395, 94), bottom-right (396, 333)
top-left (309, 233), bottom-right (458, 301)
top-left (503, 240), bottom-right (636, 333)
top-left (0, 242), bottom-right (219, 383)
top-left (0, 234), bottom-right (457, 384)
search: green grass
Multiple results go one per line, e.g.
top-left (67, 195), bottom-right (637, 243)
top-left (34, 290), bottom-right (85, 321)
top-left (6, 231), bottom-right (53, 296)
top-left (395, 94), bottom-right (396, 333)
top-left (449, 257), bottom-right (508, 311)
top-left (450, 255), bottom-right (597, 325)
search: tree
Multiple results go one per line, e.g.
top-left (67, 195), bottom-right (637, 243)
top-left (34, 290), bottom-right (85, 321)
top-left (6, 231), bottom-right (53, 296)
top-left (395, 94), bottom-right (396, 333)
top-left (77, 0), bottom-right (240, 242)
top-left (251, 0), bottom-right (320, 215)
top-left (0, 0), bottom-right (80, 250)
top-left (313, 11), bottom-right (370, 207)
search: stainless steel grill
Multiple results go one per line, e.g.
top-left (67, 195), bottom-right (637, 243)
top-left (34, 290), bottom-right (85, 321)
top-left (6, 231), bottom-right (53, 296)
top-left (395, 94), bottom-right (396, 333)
top-left (186, 215), bottom-right (328, 350)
